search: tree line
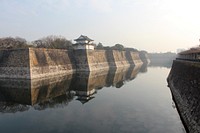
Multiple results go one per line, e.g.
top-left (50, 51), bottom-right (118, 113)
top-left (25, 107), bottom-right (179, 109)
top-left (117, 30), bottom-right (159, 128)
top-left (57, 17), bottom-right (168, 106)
top-left (96, 42), bottom-right (138, 51)
top-left (0, 35), bottom-right (73, 49)
top-left (0, 35), bottom-right (139, 51)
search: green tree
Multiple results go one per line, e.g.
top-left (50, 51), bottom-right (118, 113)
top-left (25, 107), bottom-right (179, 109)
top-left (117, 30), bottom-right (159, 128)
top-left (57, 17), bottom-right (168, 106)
top-left (111, 44), bottom-right (125, 51)
top-left (96, 42), bottom-right (104, 50)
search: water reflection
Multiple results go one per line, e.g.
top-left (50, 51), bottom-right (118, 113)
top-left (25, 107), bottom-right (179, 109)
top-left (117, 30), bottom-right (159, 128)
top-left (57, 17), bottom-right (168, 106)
top-left (0, 64), bottom-right (186, 133)
top-left (0, 75), bottom-right (74, 113)
top-left (139, 62), bottom-right (148, 73)
top-left (0, 65), bottom-right (142, 112)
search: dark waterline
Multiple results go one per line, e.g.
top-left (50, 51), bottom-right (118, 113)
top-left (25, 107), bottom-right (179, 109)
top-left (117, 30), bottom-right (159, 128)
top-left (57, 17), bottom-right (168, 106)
top-left (0, 65), bottom-right (185, 133)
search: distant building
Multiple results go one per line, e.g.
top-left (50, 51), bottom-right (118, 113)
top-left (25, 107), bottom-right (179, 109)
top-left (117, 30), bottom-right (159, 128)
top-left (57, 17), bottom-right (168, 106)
top-left (178, 47), bottom-right (200, 60)
top-left (73, 35), bottom-right (95, 50)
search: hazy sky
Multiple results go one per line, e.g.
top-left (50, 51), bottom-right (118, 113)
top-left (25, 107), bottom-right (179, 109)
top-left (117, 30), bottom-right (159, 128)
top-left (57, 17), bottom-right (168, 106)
top-left (1, 0), bottom-right (200, 52)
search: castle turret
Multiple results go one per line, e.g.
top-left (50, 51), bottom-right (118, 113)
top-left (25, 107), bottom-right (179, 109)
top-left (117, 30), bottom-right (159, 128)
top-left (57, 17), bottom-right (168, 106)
top-left (73, 35), bottom-right (95, 50)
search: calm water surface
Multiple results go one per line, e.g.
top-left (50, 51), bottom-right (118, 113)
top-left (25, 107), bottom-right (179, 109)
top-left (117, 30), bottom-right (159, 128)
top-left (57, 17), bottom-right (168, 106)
top-left (0, 65), bottom-right (185, 133)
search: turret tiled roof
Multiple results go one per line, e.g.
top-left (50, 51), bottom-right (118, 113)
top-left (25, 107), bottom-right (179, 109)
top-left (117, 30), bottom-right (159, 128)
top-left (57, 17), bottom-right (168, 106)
top-left (74, 35), bottom-right (93, 42)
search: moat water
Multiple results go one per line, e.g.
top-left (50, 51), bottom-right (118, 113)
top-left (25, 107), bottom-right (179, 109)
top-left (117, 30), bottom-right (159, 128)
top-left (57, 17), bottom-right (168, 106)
top-left (0, 64), bottom-right (186, 133)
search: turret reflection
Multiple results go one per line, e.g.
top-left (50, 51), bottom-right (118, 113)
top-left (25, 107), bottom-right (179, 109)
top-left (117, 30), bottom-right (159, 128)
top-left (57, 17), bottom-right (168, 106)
top-left (71, 65), bottom-right (142, 104)
top-left (0, 65), bottom-right (142, 112)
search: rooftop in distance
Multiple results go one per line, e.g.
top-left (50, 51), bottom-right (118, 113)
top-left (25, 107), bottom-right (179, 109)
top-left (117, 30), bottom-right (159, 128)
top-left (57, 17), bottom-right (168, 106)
top-left (179, 46), bottom-right (200, 55)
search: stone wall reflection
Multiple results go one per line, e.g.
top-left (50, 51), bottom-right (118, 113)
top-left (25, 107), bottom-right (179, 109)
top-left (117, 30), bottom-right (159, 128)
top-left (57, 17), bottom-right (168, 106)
top-left (0, 65), bottom-right (142, 113)
top-left (0, 75), bottom-right (74, 113)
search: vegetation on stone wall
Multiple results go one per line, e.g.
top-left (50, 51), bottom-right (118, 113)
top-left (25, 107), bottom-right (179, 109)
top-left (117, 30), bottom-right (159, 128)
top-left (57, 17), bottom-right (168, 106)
top-left (95, 42), bottom-right (138, 52)
top-left (0, 35), bottom-right (73, 50)
top-left (32, 35), bottom-right (73, 49)
top-left (96, 43), bottom-right (104, 50)
top-left (0, 35), bottom-right (144, 53)
top-left (0, 37), bottom-right (30, 49)
top-left (96, 43), bottom-right (126, 51)
top-left (111, 44), bottom-right (125, 51)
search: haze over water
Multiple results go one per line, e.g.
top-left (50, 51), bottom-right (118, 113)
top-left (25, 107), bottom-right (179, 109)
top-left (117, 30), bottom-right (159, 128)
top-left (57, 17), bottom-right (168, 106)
top-left (0, 1), bottom-right (197, 132)
top-left (0, 64), bottom-right (186, 133)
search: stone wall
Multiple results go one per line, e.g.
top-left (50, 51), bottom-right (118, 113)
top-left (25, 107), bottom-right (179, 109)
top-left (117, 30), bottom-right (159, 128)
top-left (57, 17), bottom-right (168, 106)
top-left (112, 50), bottom-right (130, 67)
top-left (73, 49), bottom-right (143, 71)
top-left (0, 48), bottom-right (75, 79)
top-left (29, 48), bottom-right (75, 79)
top-left (87, 50), bottom-right (110, 71)
top-left (126, 51), bottom-right (143, 65)
top-left (73, 49), bottom-right (89, 71)
top-left (0, 49), bottom-right (30, 79)
top-left (167, 60), bottom-right (200, 133)
top-left (0, 48), bottom-right (145, 79)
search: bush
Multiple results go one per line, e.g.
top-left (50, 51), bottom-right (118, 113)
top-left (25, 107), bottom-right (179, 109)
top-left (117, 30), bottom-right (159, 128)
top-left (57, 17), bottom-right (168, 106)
top-left (0, 37), bottom-right (29, 49)
top-left (32, 35), bottom-right (73, 50)
top-left (111, 44), bottom-right (125, 51)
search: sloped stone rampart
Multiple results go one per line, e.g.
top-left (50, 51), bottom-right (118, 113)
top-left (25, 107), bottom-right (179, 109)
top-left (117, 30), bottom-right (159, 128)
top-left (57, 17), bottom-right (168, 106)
top-left (168, 60), bottom-right (200, 133)
top-left (0, 49), bottom-right (30, 78)
top-left (74, 49), bottom-right (144, 71)
top-left (0, 48), bottom-right (147, 78)
top-left (29, 48), bottom-right (75, 79)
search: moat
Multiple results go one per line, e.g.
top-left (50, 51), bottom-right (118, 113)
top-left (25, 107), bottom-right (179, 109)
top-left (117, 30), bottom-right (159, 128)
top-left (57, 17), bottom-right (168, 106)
top-left (0, 64), bottom-right (186, 133)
